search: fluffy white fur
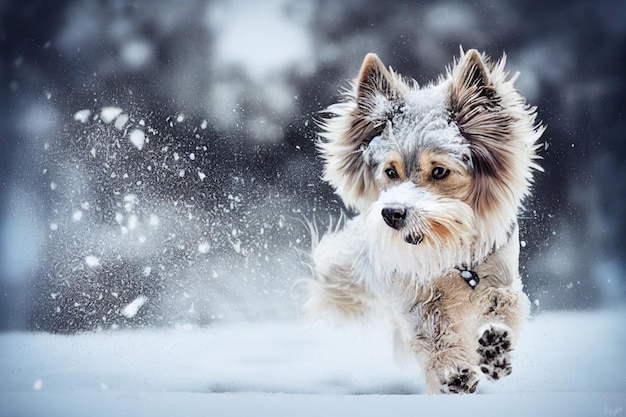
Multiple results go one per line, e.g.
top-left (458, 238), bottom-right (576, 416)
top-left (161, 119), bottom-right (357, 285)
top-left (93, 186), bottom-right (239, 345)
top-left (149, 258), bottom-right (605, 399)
top-left (305, 48), bottom-right (544, 394)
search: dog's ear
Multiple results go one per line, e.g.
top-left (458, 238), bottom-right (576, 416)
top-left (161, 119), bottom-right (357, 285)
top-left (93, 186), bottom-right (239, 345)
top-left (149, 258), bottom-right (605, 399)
top-left (450, 49), bottom-right (507, 178)
top-left (449, 48), bottom-right (544, 247)
top-left (454, 49), bottom-right (490, 91)
top-left (449, 49), bottom-right (517, 214)
top-left (356, 53), bottom-right (399, 118)
top-left (316, 54), bottom-right (403, 211)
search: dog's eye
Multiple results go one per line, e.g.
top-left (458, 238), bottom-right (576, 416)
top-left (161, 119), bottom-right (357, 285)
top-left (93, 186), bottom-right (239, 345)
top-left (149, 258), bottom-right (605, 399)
top-left (385, 167), bottom-right (399, 180)
top-left (431, 167), bottom-right (450, 180)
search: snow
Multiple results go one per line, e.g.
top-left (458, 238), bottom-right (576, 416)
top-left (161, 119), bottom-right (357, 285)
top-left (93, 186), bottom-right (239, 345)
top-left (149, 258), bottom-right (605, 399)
top-left (120, 295), bottom-right (148, 319)
top-left (73, 109), bottom-right (91, 123)
top-left (0, 310), bottom-right (624, 417)
top-left (120, 39), bottom-right (154, 69)
top-left (197, 241), bottom-right (210, 254)
top-left (128, 129), bottom-right (145, 150)
top-left (114, 113), bottom-right (129, 130)
top-left (100, 107), bottom-right (123, 124)
top-left (148, 214), bottom-right (159, 227)
top-left (32, 380), bottom-right (43, 391)
top-left (84, 255), bottom-right (100, 268)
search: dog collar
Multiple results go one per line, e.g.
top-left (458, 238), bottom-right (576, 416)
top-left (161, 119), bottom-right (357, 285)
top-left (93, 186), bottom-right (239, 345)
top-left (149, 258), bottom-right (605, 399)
top-left (457, 220), bottom-right (518, 290)
top-left (459, 269), bottom-right (480, 289)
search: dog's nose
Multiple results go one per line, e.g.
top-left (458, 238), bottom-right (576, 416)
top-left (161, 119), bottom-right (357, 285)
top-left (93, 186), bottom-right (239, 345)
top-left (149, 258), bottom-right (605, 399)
top-left (382, 207), bottom-right (406, 230)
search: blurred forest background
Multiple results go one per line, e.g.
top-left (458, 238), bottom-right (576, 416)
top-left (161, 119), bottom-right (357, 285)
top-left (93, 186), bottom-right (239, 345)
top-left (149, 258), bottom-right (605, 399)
top-left (0, 0), bottom-right (624, 332)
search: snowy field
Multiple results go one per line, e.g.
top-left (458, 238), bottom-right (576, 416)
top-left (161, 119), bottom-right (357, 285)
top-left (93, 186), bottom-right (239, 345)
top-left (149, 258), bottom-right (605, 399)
top-left (1, 310), bottom-right (625, 417)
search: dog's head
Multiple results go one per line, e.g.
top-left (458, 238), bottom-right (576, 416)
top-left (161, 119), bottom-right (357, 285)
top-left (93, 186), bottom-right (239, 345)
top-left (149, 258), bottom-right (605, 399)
top-left (318, 48), bottom-right (544, 259)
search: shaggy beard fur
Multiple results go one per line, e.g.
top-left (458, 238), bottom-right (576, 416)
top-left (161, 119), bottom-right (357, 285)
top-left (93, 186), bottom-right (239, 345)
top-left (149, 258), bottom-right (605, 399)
top-left (304, 48), bottom-right (544, 394)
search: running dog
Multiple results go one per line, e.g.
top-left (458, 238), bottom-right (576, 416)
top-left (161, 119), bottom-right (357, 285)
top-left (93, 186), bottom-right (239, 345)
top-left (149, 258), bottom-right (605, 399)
top-left (305, 48), bottom-right (544, 394)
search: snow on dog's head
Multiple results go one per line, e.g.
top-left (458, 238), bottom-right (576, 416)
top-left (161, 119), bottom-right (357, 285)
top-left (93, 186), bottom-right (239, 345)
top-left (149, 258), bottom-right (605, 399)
top-left (317, 48), bottom-right (544, 259)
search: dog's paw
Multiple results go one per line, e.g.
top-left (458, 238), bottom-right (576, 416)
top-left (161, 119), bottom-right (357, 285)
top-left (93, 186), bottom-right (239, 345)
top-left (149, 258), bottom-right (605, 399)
top-left (477, 324), bottom-right (513, 381)
top-left (439, 367), bottom-right (479, 394)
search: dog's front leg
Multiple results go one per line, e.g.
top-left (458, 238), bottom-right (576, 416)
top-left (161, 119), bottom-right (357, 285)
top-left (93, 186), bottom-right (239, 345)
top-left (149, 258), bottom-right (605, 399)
top-left (470, 229), bottom-right (531, 382)
top-left (404, 277), bottom-right (482, 394)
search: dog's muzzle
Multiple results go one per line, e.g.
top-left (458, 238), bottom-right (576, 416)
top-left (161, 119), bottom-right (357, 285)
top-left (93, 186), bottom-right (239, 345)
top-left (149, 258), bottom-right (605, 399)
top-left (381, 207), bottom-right (423, 245)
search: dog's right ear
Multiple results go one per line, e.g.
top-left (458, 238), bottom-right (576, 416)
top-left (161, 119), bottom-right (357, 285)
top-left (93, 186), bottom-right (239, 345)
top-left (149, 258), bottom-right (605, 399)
top-left (317, 54), bottom-right (402, 211)
top-left (355, 53), bottom-right (400, 119)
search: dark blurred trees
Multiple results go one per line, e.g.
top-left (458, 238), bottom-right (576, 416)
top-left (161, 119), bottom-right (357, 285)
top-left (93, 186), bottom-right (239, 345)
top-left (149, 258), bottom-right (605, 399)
top-left (1, 0), bottom-right (624, 331)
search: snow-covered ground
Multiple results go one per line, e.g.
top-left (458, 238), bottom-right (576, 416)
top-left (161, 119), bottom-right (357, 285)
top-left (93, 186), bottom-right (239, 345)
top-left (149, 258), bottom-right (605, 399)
top-left (1, 310), bottom-right (625, 417)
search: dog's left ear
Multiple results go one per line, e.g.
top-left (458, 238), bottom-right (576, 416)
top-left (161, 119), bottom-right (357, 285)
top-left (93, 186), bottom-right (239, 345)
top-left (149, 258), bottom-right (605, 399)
top-left (453, 49), bottom-right (491, 92)
top-left (449, 49), bottom-right (543, 219)
top-left (450, 49), bottom-right (517, 215)
top-left (449, 49), bottom-right (515, 178)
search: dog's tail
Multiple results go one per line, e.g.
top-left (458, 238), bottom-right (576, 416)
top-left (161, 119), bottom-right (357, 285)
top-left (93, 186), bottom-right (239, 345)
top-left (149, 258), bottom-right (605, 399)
top-left (292, 214), bottom-right (334, 320)
top-left (296, 212), bottom-right (346, 275)
top-left (296, 214), bottom-right (372, 324)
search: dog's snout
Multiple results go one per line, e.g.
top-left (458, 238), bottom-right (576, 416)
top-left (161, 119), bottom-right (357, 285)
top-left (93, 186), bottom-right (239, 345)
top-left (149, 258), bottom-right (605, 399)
top-left (382, 207), bottom-right (406, 230)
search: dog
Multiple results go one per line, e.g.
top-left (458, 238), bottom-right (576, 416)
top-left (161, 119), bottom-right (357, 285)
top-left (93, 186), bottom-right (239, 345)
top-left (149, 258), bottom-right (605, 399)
top-left (304, 48), bottom-right (544, 394)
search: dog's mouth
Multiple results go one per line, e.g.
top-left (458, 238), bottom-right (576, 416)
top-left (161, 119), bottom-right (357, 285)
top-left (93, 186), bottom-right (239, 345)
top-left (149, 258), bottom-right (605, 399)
top-left (404, 233), bottom-right (423, 245)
